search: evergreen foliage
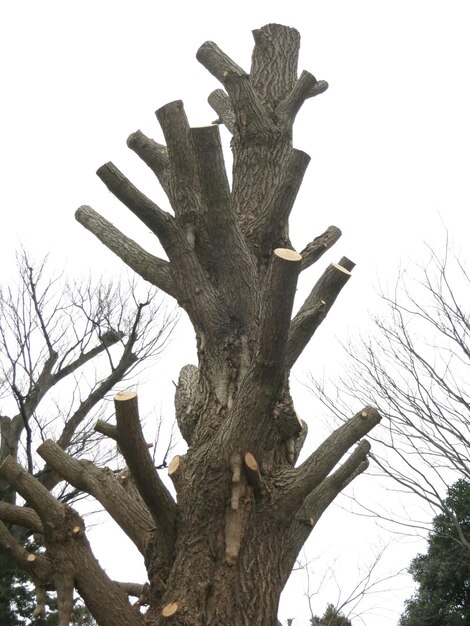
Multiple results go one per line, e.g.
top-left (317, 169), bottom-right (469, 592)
top-left (311, 603), bottom-right (352, 625)
top-left (399, 480), bottom-right (470, 625)
top-left (4, 542), bottom-right (96, 625)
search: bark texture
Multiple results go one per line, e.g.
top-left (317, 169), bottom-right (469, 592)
top-left (0, 24), bottom-right (381, 626)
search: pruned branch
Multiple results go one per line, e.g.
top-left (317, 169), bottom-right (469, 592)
top-left (287, 257), bottom-right (355, 368)
top-left (0, 501), bottom-right (43, 532)
top-left (115, 581), bottom-right (149, 603)
top-left (127, 130), bottom-right (171, 196)
top-left (281, 407), bottom-right (380, 513)
top-left (250, 149), bottom-right (311, 255)
top-left (168, 455), bottom-right (183, 493)
top-left (300, 225), bottom-right (342, 272)
top-left (244, 452), bottom-right (262, 496)
top-left (208, 89), bottom-right (236, 134)
top-left (278, 71), bottom-right (329, 123)
top-left (300, 441), bottom-right (371, 529)
top-left (96, 162), bottom-right (175, 251)
top-left (37, 440), bottom-right (153, 554)
top-left (94, 419), bottom-right (118, 441)
top-left (196, 40), bottom-right (245, 84)
top-left (0, 519), bottom-right (50, 579)
top-left (0, 457), bottom-right (144, 626)
top-left (156, 100), bottom-right (204, 225)
top-left (75, 206), bottom-right (177, 297)
top-left (191, 123), bottom-right (256, 322)
top-left (113, 392), bottom-right (176, 551)
top-left (258, 249), bottom-right (302, 372)
top-left (250, 24), bottom-right (300, 110)
top-left (221, 249), bottom-right (302, 452)
top-left (197, 41), bottom-right (275, 139)
top-left (33, 583), bottom-right (47, 618)
top-left (0, 456), bottom-right (64, 521)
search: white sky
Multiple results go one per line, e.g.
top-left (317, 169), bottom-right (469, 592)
top-left (2, 1), bottom-right (470, 624)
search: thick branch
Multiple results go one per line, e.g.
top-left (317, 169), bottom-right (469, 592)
top-left (197, 41), bottom-right (275, 139)
top-left (208, 89), bottom-right (236, 134)
top-left (0, 456), bottom-right (63, 521)
top-left (156, 101), bottom-right (204, 224)
top-left (0, 502), bottom-right (43, 532)
top-left (0, 520), bottom-right (50, 579)
top-left (127, 130), bottom-right (171, 196)
top-left (115, 581), bottom-right (148, 601)
top-left (300, 225), bottom-right (342, 272)
top-left (72, 533), bottom-right (145, 626)
top-left (190, 125), bottom-right (230, 222)
top-left (89, 134), bottom-right (231, 341)
top-left (287, 257), bottom-right (355, 368)
top-left (221, 250), bottom-right (301, 452)
top-left (301, 441), bottom-right (371, 528)
top-left (250, 25), bottom-right (300, 109)
top-left (37, 440), bottom-right (153, 554)
top-left (167, 236), bottom-right (231, 339)
top-left (191, 124), bottom-right (256, 323)
top-left (282, 407), bottom-right (380, 513)
top-left (55, 571), bottom-right (74, 626)
top-left (98, 156), bottom-right (233, 338)
top-left (196, 40), bottom-right (245, 83)
top-left (114, 392), bottom-right (177, 549)
top-left (94, 419), bottom-right (118, 440)
top-left (250, 149), bottom-right (310, 253)
top-left (1, 457), bottom-right (144, 626)
top-left (96, 162), bottom-right (175, 251)
top-left (258, 249), bottom-right (302, 371)
top-left (33, 584), bottom-right (47, 618)
top-left (76, 206), bottom-right (177, 297)
top-left (277, 71), bottom-right (329, 122)
top-left (291, 449), bottom-right (369, 552)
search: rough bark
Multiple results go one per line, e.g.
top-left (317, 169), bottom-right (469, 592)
top-left (37, 439), bottom-right (153, 555)
top-left (0, 23), bottom-right (382, 626)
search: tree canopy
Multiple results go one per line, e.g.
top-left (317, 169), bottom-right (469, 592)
top-left (312, 604), bottom-right (352, 625)
top-left (399, 479), bottom-right (470, 626)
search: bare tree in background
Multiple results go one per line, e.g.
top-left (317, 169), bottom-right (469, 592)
top-left (288, 544), bottom-right (404, 626)
top-left (0, 250), bottom-right (176, 621)
top-left (315, 240), bottom-right (470, 550)
top-left (0, 25), bottom-right (381, 626)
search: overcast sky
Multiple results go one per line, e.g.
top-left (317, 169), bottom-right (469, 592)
top-left (2, 2), bottom-right (469, 624)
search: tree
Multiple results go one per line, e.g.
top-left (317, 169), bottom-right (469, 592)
top-left (312, 604), bottom-right (352, 626)
top-left (0, 25), bottom-right (381, 625)
top-left (0, 252), bottom-right (174, 624)
top-left (399, 479), bottom-right (470, 626)
top-left (293, 543), bottom-right (402, 625)
top-left (316, 241), bottom-right (470, 543)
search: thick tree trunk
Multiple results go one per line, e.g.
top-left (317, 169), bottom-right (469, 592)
top-left (0, 24), bottom-right (381, 626)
